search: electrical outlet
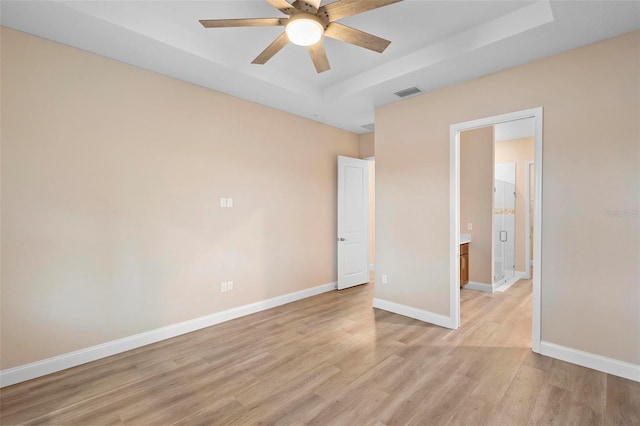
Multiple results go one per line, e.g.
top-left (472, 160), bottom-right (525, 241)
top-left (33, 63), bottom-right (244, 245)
top-left (221, 281), bottom-right (228, 292)
top-left (382, 274), bottom-right (388, 284)
top-left (228, 281), bottom-right (234, 291)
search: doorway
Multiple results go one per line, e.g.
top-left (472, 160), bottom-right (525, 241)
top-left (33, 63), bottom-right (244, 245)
top-left (450, 108), bottom-right (543, 353)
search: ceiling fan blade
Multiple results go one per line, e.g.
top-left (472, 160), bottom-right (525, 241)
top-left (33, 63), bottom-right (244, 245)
top-left (252, 33), bottom-right (290, 65)
top-left (292, 0), bottom-right (322, 14)
top-left (307, 40), bottom-right (331, 73)
top-left (265, 0), bottom-right (298, 15)
top-left (319, 0), bottom-right (403, 22)
top-left (200, 18), bottom-right (286, 28)
top-left (325, 23), bottom-right (391, 53)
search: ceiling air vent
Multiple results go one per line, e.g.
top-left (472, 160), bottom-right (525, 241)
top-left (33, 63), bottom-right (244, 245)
top-left (394, 87), bottom-right (422, 98)
top-left (361, 123), bottom-right (375, 131)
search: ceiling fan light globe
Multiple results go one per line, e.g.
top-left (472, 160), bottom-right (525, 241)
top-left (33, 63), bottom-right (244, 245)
top-left (285, 17), bottom-right (324, 46)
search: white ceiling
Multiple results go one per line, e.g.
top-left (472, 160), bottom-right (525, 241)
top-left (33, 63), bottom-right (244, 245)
top-left (2, 0), bottom-right (639, 133)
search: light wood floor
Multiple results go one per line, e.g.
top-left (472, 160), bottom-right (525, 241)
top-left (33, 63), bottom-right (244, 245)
top-left (1, 280), bottom-right (639, 425)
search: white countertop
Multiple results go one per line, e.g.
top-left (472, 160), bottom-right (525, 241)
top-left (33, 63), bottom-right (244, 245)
top-left (460, 234), bottom-right (471, 245)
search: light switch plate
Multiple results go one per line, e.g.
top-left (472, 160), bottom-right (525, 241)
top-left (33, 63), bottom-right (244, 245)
top-left (227, 198), bottom-right (233, 208)
top-left (467, 223), bottom-right (473, 231)
top-left (220, 197), bottom-right (227, 208)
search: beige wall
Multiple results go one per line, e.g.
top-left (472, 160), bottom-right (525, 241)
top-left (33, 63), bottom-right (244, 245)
top-left (375, 31), bottom-right (640, 364)
top-left (359, 132), bottom-right (375, 158)
top-left (0, 28), bottom-right (359, 369)
top-left (495, 137), bottom-right (534, 273)
top-left (460, 127), bottom-right (494, 284)
top-left (359, 132), bottom-right (376, 273)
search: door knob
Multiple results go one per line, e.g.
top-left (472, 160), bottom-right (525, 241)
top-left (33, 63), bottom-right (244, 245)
top-left (338, 238), bottom-right (346, 242)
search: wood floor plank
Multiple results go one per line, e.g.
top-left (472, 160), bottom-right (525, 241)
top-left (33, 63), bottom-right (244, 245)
top-left (405, 373), bottom-right (478, 425)
top-left (1, 279), bottom-right (638, 425)
top-left (450, 347), bottom-right (530, 425)
top-left (528, 384), bottom-right (574, 425)
top-left (605, 374), bottom-right (640, 425)
top-left (374, 353), bottom-right (466, 424)
top-left (572, 368), bottom-right (607, 425)
top-left (171, 397), bottom-right (247, 426)
top-left (490, 362), bottom-right (548, 425)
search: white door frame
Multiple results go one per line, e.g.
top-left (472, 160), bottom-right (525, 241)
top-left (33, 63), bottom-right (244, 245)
top-left (450, 107), bottom-right (543, 353)
top-left (525, 160), bottom-right (535, 280)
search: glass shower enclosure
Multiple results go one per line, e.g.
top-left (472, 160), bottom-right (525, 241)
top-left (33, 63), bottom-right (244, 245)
top-left (494, 162), bottom-right (516, 285)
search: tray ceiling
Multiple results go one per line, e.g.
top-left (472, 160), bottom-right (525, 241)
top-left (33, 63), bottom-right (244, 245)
top-left (2, 0), bottom-right (639, 133)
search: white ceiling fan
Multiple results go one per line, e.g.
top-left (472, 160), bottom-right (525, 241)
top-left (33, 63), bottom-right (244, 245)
top-left (199, 0), bottom-right (403, 73)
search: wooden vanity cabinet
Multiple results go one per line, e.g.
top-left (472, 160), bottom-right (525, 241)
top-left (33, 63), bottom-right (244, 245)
top-left (460, 243), bottom-right (469, 288)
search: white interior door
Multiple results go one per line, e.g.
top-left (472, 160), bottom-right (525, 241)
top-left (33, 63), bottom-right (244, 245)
top-left (337, 156), bottom-right (370, 290)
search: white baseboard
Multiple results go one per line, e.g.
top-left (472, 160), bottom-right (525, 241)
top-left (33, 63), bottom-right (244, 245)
top-left (515, 270), bottom-right (527, 279)
top-left (493, 275), bottom-right (523, 293)
top-left (0, 281), bottom-right (337, 388)
top-left (369, 263), bottom-right (375, 271)
top-left (540, 341), bottom-right (640, 382)
top-left (372, 298), bottom-right (455, 329)
top-left (466, 276), bottom-right (525, 293)
top-left (463, 281), bottom-right (494, 293)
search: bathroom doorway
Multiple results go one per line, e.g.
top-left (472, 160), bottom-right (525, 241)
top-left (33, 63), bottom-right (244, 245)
top-left (457, 119), bottom-right (534, 292)
top-left (494, 118), bottom-right (535, 291)
top-left (450, 108), bottom-right (543, 353)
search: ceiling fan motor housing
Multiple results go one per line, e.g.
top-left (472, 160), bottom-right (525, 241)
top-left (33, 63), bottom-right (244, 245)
top-left (285, 13), bottom-right (326, 46)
